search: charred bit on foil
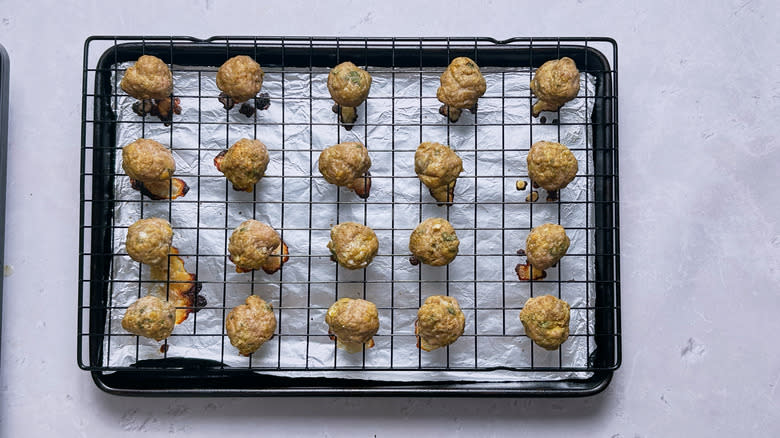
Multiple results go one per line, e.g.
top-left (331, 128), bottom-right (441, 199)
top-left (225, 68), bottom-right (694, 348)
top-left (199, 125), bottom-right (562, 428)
top-left (515, 263), bottom-right (546, 281)
top-left (432, 180), bottom-right (456, 206)
top-left (132, 96), bottom-right (181, 126)
top-left (332, 104), bottom-right (357, 130)
top-left (349, 170), bottom-right (372, 199)
top-left (131, 178), bottom-right (189, 200)
top-left (150, 247), bottom-right (204, 324)
top-left (220, 92), bottom-right (271, 117)
top-left (546, 190), bottom-right (560, 202)
top-left (409, 255), bottom-right (420, 266)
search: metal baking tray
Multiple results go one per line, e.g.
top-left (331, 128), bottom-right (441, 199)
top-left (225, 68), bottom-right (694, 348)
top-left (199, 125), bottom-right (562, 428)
top-left (78, 36), bottom-right (620, 396)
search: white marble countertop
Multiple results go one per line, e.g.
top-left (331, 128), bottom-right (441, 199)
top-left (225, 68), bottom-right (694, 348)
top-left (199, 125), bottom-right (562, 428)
top-left (1, 1), bottom-right (779, 436)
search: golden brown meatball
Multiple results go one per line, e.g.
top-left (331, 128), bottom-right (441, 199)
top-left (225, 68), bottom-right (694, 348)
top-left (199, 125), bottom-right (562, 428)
top-left (409, 218), bottom-right (459, 266)
top-left (122, 138), bottom-right (175, 183)
top-left (120, 55), bottom-right (173, 100)
top-left (325, 298), bottom-right (379, 353)
top-left (415, 295), bottom-right (465, 351)
top-left (126, 218), bottom-right (173, 266)
top-left (525, 223), bottom-right (570, 271)
top-left (530, 57), bottom-right (580, 117)
top-left (327, 222), bottom-right (379, 270)
top-left (228, 220), bottom-right (282, 273)
top-left (214, 138), bottom-right (270, 192)
top-left (216, 55), bottom-right (264, 103)
top-left (121, 295), bottom-right (176, 341)
top-left (527, 141), bottom-right (578, 191)
top-left (414, 142), bottom-right (463, 204)
top-left (519, 295), bottom-right (570, 350)
top-left (318, 142), bottom-right (372, 197)
top-left (225, 295), bottom-right (277, 356)
top-left (437, 57), bottom-right (487, 122)
top-left (327, 61), bottom-right (372, 108)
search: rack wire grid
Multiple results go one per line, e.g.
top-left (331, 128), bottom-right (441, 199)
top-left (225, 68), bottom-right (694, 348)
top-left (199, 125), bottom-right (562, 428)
top-left (79, 36), bottom-right (620, 390)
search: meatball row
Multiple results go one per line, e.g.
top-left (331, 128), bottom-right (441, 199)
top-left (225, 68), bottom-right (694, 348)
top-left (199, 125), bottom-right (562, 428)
top-left (123, 55), bottom-right (579, 125)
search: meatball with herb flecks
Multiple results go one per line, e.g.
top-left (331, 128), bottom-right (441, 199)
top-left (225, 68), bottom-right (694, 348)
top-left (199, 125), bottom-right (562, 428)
top-left (122, 138), bottom-right (175, 183)
top-left (525, 223), bottom-right (570, 272)
top-left (327, 62), bottom-right (372, 126)
top-left (326, 298), bottom-right (380, 353)
top-left (409, 218), bottom-right (459, 266)
top-left (217, 55), bottom-right (264, 103)
top-left (527, 141), bottom-right (578, 192)
top-left (414, 142), bottom-right (463, 204)
top-left (436, 57), bottom-right (486, 122)
top-left (415, 295), bottom-right (465, 351)
top-left (226, 295), bottom-right (277, 356)
top-left (530, 57), bottom-right (580, 117)
top-left (120, 55), bottom-right (173, 101)
top-left (318, 142), bottom-right (372, 198)
top-left (519, 295), bottom-right (570, 350)
top-left (125, 217), bottom-right (173, 267)
top-left (214, 138), bottom-right (270, 192)
top-left (328, 61), bottom-right (372, 108)
top-left (327, 222), bottom-right (379, 270)
top-left (121, 295), bottom-right (176, 342)
top-left (228, 220), bottom-right (282, 273)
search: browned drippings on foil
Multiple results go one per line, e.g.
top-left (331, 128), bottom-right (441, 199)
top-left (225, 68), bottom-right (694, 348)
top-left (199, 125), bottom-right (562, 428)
top-left (332, 104), bottom-right (357, 129)
top-left (131, 178), bottom-right (189, 200)
top-left (131, 95), bottom-right (182, 126)
top-left (213, 149), bottom-right (227, 172)
top-left (261, 241), bottom-right (290, 274)
top-left (151, 247), bottom-right (204, 325)
top-left (350, 171), bottom-right (372, 199)
top-left (515, 263), bottom-right (546, 281)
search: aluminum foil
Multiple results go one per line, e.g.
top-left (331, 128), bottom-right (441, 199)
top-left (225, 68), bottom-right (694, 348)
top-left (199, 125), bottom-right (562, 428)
top-left (104, 61), bottom-right (596, 382)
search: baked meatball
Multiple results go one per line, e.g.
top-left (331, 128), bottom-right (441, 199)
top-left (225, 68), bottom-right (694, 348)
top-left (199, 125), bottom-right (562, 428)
top-left (527, 141), bottom-right (578, 191)
top-left (519, 295), bottom-right (570, 350)
top-left (328, 61), bottom-right (372, 107)
top-left (327, 61), bottom-right (372, 126)
top-left (214, 138), bottom-right (270, 192)
top-left (121, 295), bottom-right (176, 341)
top-left (228, 220), bottom-right (282, 273)
top-left (120, 55), bottom-right (173, 100)
top-left (122, 138), bottom-right (175, 183)
top-left (325, 298), bottom-right (380, 353)
top-left (225, 295), bottom-right (277, 356)
top-left (327, 222), bottom-right (379, 270)
top-left (525, 223), bottom-right (570, 271)
top-left (217, 55), bottom-right (264, 103)
top-left (414, 142), bottom-right (463, 204)
top-left (125, 217), bottom-right (173, 266)
top-left (318, 142), bottom-right (372, 198)
top-left (530, 57), bottom-right (580, 117)
top-left (437, 57), bottom-right (487, 122)
top-left (409, 218), bottom-right (459, 266)
top-left (415, 295), bottom-right (465, 351)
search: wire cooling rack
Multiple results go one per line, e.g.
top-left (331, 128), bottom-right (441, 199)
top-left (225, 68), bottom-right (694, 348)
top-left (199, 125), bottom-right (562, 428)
top-left (79, 36), bottom-right (620, 396)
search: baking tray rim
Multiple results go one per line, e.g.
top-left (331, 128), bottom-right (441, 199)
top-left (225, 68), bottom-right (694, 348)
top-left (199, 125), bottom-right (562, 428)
top-left (78, 36), bottom-right (620, 397)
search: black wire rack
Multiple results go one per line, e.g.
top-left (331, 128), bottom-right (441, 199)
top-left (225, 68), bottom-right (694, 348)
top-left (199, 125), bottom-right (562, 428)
top-left (78, 36), bottom-right (620, 396)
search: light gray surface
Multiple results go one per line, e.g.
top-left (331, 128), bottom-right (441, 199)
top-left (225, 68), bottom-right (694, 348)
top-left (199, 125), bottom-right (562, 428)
top-left (1, 0), bottom-right (778, 436)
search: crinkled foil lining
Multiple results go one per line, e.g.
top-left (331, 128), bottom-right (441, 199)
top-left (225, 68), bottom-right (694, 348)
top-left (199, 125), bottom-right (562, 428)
top-left (104, 62), bottom-right (596, 382)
